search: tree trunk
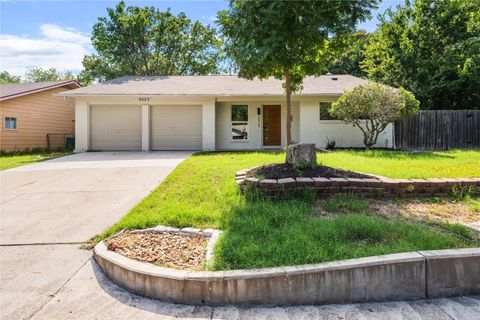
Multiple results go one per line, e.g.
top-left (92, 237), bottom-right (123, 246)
top-left (284, 68), bottom-right (292, 146)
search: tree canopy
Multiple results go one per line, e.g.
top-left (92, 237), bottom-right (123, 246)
top-left (330, 83), bottom-right (419, 149)
top-left (80, 1), bottom-right (223, 83)
top-left (24, 67), bottom-right (76, 83)
top-left (326, 31), bottom-right (370, 78)
top-left (218, 0), bottom-right (378, 145)
top-left (0, 68), bottom-right (78, 85)
top-left (0, 71), bottom-right (21, 84)
top-left (361, 0), bottom-right (480, 110)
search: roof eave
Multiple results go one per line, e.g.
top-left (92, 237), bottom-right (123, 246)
top-left (0, 80), bottom-right (81, 101)
top-left (57, 92), bottom-right (344, 98)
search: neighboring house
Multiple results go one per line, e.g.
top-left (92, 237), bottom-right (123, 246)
top-left (60, 75), bottom-right (394, 152)
top-left (0, 81), bottom-right (80, 152)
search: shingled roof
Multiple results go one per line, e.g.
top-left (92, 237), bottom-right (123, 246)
top-left (59, 75), bottom-right (369, 97)
top-left (0, 80), bottom-right (80, 101)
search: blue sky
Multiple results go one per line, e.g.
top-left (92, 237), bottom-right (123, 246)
top-left (0, 0), bottom-right (403, 76)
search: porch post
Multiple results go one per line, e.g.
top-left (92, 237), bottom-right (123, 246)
top-left (298, 97), bottom-right (317, 145)
top-left (202, 98), bottom-right (216, 151)
top-left (141, 104), bottom-right (150, 151)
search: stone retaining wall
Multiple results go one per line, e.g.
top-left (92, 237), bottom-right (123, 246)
top-left (93, 244), bottom-right (480, 306)
top-left (235, 168), bottom-right (480, 198)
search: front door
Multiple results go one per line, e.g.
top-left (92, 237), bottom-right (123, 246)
top-left (263, 105), bottom-right (281, 146)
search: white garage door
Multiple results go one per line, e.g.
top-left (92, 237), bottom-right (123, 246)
top-left (90, 105), bottom-right (142, 151)
top-left (151, 105), bottom-right (202, 150)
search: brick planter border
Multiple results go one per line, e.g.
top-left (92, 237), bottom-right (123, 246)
top-left (235, 167), bottom-right (480, 198)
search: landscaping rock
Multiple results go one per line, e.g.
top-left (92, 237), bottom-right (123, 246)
top-left (286, 143), bottom-right (317, 169)
top-left (105, 231), bottom-right (208, 271)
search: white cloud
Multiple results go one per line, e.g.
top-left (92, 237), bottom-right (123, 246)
top-left (40, 24), bottom-right (91, 45)
top-left (0, 24), bottom-right (92, 76)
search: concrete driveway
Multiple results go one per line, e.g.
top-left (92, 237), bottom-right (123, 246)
top-left (0, 151), bottom-right (192, 320)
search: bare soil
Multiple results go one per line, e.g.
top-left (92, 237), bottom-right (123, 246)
top-left (106, 232), bottom-right (209, 271)
top-left (316, 198), bottom-right (480, 226)
top-left (248, 163), bottom-right (371, 179)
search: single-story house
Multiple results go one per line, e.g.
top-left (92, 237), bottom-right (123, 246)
top-left (0, 80), bottom-right (80, 152)
top-left (59, 75), bottom-right (394, 152)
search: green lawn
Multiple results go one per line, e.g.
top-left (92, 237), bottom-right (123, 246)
top-left (318, 149), bottom-right (480, 178)
top-left (0, 151), bottom-right (71, 170)
top-left (99, 150), bottom-right (479, 270)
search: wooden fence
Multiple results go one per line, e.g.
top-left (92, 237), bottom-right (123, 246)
top-left (394, 110), bottom-right (480, 150)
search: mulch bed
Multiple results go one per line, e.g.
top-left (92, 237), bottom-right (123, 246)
top-left (106, 231), bottom-right (209, 271)
top-left (247, 163), bottom-right (371, 180)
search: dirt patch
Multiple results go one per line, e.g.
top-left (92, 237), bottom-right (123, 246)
top-left (316, 197), bottom-right (480, 226)
top-left (106, 231), bottom-right (209, 271)
top-left (396, 199), bottom-right (479, 224)
top-left (247, 163), bottom-right (371, 179)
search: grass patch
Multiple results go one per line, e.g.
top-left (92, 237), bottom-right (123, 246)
top-left (0, 150), bottom-right (71, 170)
top-left (98, 151), bottom-right (480, 270)
top-left (213, 197), bottom-right (478, 270)
top-left (318, 149), bottom-right (480, 178)
top-left (465, 197), bottom-right (480, 212)
top-left (322, 193), bottom-right (369, 214)
top-left (98, 152), bottom-right (285, 239)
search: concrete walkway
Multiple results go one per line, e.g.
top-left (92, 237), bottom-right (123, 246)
top-left (0, 151), bottom-right (192, 320)
top-left (31, 259), bottom-right (480, 320)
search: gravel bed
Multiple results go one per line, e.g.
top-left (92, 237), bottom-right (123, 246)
top-left (106, 231), bottom-right (209, 271)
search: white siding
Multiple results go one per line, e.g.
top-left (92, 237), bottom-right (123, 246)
top-left (299, 97), bottom-right (394, 148)
top-left (73, 94), bottom-right (393, 152)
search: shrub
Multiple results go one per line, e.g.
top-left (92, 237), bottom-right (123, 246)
top-left (330, 83), bottom-right (419, 149)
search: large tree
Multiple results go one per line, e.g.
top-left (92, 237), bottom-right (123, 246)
top-left (0, 71), bottom-right (21, 84)
top-left (81, 1), bottom-right (223, 82)
top-left (362, 0), bottom-right (480, 110)
top-left (218, 0), bottom-right (377, 146)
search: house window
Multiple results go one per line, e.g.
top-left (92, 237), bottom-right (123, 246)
top-left (319, 102), bottom-right (336, 120)
top-left (231, 105), bottom-right (248, 141)
top-left (4, 117), bottom-right (17, 129)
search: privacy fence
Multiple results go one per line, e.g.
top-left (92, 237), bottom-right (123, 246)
top-left (394, 110), bottom-right (480, 150)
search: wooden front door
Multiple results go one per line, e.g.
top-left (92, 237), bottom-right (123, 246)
top-left (263, 105), bottom-right (281, 146)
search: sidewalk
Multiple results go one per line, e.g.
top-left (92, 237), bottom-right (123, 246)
top-left (30, 258), bottom-right (480, 320)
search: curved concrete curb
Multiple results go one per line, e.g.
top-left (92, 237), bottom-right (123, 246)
top-left (93, 243), bottom-right (480, 306)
